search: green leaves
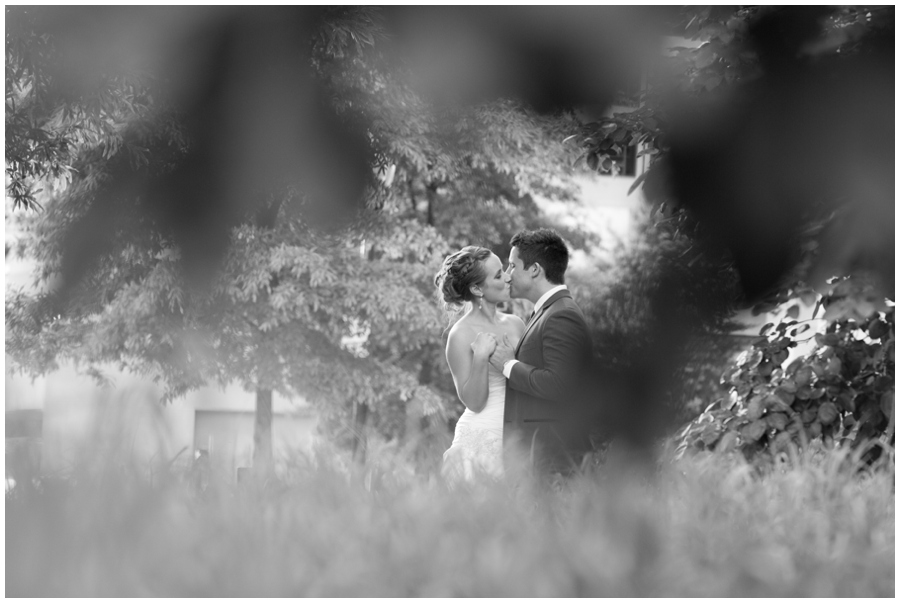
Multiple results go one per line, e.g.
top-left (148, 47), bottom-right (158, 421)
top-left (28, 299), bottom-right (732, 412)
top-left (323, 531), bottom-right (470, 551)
top-left (741, 419), bottom-right (767, 442)
top-left (868, 317), bottom-right (889, 340)
top-left (746, 395), bottom-right (765, 421)
top-left (817, 402), bottom-right (838, 425)
top-left (880, 391), bottom-right (893, 419)
top-left (6, 7), bottom-right (156, 212)
top-left (676, 277), bottom-right (893, 462)
top-left (715, 430), bottom-right (739, 452)
top-left (765, 412), bottom-right (788, 431)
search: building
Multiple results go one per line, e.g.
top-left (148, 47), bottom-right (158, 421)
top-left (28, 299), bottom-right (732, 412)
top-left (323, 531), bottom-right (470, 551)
top-left (5, 221), bottom-right (318, 482)
top-left (5, 360), bottom-right (318, 482)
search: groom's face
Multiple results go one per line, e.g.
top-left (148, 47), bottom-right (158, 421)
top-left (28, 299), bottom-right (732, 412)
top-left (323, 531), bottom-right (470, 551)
top-left (506, 247), bottom-right (531, 300)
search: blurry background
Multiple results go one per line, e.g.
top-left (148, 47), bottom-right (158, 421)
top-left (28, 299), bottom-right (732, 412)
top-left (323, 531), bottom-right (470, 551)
top-left (6, 6), bottom-right (894, 482)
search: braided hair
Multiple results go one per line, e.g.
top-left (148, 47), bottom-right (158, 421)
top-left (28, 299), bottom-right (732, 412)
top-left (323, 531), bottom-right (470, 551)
top-left (434, 246), bottom-right (492, 312)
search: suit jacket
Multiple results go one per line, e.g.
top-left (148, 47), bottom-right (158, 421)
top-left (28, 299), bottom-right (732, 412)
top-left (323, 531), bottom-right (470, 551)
top-left (503, 289), bottom-right (593, 474)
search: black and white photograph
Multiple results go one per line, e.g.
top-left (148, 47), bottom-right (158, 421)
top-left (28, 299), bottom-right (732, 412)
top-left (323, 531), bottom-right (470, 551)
top-left (5, 5), bottom-right (894, 597)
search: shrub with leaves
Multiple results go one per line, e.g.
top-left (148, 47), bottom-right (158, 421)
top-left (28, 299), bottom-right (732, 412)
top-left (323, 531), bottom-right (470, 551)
top-left (677, 276), bottom-right (894, 462)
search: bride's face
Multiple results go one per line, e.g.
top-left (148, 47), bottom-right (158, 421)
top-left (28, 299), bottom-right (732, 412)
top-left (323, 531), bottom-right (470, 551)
top-left (476, 253), bottom-right (511, 304)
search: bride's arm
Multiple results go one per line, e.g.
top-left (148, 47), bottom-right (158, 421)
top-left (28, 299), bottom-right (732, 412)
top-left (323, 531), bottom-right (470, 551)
top-left (446, 328), bottom-right (495, 413)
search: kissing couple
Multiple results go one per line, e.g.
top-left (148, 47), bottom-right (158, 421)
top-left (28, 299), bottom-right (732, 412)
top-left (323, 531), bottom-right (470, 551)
top-left (434, 228), bottom-right (594, 483)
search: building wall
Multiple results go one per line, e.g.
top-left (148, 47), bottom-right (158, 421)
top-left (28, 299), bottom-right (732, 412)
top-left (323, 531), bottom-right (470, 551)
top-left (193, 409), bottom-right (317, 478)
top-left (5, 362), bottom-right (317, 478)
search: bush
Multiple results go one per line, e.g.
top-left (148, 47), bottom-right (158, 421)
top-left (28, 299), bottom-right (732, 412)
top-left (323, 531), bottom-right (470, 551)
top-left (676, 276), bottom-right (894, 462)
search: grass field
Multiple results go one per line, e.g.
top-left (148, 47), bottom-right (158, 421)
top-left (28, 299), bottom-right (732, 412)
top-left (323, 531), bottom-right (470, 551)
top-left (6, 439), bottom-right (895, 597)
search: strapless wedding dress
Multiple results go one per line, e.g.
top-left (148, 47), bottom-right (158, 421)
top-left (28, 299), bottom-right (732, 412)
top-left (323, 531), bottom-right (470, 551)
top-left (441, 365), bottom-right (505, 482)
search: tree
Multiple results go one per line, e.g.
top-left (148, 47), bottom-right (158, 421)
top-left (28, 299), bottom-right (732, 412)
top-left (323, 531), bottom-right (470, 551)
top-left (6, 6), bottom-right (596, 471)
top-left (5, 7), bottom-right (158, 213)
top-left (16, 6), bottom-right (886, 469)
top-left (6, 8), bottom-right (433, 471)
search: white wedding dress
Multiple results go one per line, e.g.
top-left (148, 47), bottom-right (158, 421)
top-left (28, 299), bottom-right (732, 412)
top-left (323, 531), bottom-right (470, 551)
top-left (441, 365), bottom-right (505, 483)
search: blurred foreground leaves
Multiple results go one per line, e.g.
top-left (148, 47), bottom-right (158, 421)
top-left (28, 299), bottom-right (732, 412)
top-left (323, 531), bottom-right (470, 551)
top-left (6, 438), bottom-right (895, 596)
top-left (577, 6), bottom-right (894, 300)
top-left (6, 6), bottom-right (894, 463)
top-left (5, 6), bottom-right (602, 464)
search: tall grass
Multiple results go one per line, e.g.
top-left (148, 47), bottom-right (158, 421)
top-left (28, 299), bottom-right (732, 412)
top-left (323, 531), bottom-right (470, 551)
top-left (6, 434), bottom-right (894, 597)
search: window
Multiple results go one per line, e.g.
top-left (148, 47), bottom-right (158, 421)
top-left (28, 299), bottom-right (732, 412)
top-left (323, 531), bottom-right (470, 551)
top-left (599, 143), bottom-right (638, 177)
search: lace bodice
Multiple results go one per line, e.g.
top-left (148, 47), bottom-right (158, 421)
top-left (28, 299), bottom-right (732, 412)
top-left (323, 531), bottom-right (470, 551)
top-left (442, 365), bottom-right (506, 482)
top-left (454, 365), bottom-right (506, 431)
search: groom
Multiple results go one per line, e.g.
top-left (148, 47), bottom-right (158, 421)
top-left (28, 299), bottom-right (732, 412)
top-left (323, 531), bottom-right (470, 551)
top-left (489, 228), bottom-right (593, 475)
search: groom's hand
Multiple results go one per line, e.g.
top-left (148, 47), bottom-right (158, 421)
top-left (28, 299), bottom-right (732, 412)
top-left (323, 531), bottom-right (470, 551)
top-left (489, 334), bottom-right (515, 373)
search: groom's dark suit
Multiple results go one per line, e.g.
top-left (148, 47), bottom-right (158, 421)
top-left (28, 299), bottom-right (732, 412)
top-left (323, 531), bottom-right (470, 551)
top-left (503, 289), bottom-right (593, 474)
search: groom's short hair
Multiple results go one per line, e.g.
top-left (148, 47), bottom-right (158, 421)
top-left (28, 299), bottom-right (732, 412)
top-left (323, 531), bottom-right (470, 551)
top-left (510, 229), bottom-right (568, 285)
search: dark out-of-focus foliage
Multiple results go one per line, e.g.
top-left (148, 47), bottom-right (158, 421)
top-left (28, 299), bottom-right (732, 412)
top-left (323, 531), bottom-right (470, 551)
top-left (380, 6), bottom-right (669, 113)
top-left (677, 275), bottom-right (894, 464)
top-left (6, 6), bottom-right (894, 466)
top-left (6, 6), bottom-right (375, 292)
top-left (5, 6), bottom-right (599, 469)
top-left (570, 203), bottom-right (743, 452)
top-left (578, 5), bottom-right (894, 302)
top-left (565, 6), bottom-right (894, 456)
top-left (6, 6), bottom-right (662, 293)
top-left (676, 334), bottom-right (758, 421)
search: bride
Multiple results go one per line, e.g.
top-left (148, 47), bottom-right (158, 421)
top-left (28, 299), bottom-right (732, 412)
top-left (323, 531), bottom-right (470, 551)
top-left (433, 246), bottom-right (525, 482)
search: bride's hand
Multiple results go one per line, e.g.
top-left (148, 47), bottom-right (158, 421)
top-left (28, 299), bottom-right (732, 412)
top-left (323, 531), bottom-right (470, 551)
top-left (471, 332), bottom-right (497, 359)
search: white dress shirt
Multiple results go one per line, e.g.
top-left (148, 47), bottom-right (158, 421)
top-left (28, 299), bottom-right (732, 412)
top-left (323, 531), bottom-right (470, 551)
top-left (502, 285), bottom-right (568, 378)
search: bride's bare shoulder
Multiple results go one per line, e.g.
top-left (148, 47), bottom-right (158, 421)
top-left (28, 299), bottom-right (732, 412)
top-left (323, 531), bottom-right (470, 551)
top-left (444, 318), bottom-right (478, 361)
top-left (500, 312), bottom-right (526, 334)
top-left (500, 312), bottom-right (526, 326)
top-left (446, 317), bottom-right (476, 342)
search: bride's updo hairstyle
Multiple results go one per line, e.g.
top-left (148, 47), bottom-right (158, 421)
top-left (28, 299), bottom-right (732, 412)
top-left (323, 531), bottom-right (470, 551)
top-left (434, 246), bottom-right (492, 311)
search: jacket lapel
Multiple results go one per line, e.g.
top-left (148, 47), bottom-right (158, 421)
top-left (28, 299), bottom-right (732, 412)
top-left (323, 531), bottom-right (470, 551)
top-left (514, 290), bottom-right (571, 355)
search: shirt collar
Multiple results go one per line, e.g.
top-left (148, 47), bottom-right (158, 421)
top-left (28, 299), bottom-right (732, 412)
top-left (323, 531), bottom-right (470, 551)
top-left (532, 284), bottom-right (568, 315)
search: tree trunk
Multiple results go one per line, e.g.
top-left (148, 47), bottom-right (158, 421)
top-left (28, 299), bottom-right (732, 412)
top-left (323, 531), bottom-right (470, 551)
top-left (253, 388), bottom-right (273, 473)
top-left (351, 400), bottom-right (369, 464)
top-left (407, 177), bottom-right (417, 213)
top-left (425, 182), bottom-right (437, 226)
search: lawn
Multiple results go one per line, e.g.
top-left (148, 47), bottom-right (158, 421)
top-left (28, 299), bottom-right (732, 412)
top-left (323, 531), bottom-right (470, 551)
top-left (6, 440), bottom-right (894, 597)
